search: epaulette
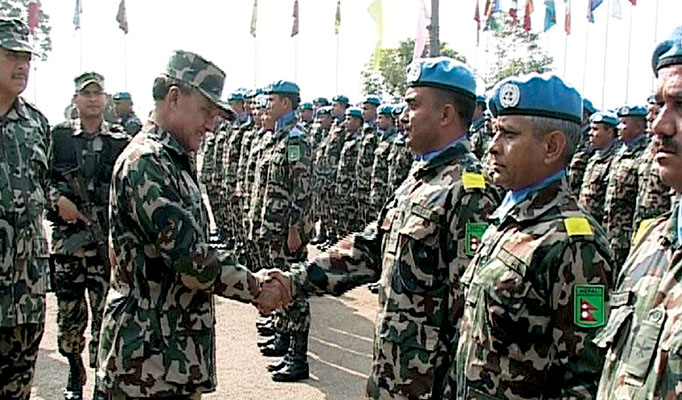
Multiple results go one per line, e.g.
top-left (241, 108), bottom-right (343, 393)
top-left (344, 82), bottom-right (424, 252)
top-left (461, 171), bottom-right (486, 190)
top-left (562, 214), bottom-right (594, 237)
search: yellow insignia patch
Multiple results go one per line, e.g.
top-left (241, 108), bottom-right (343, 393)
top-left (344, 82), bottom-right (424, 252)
top-left (564, 217), bottom-right (593, 236)
top-left (632, 218), bottom-right (655, 245)
top-left (462, 172), bottom-right (485, 189)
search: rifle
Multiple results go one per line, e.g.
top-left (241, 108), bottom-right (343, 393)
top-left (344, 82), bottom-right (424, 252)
top-left (60, 165), bottom-right (109, 268)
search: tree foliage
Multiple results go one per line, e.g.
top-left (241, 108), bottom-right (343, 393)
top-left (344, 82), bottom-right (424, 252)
top-left (483, 15), bottom-right (553, 89)
top-left (0, 0), bottom-right (52, 61)
top-left (361, 39), bottom-right (466, 101)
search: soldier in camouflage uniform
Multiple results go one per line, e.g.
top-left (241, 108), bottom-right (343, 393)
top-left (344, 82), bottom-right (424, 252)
top-left (568, 99), bottom-right (598, 197)
top-left (595, 28), bottom-right (682, 399)
top-left (95, 50), bottom-right (288, 400)
top-left (386, 104), bottom-right (413, 195)
top-left (47, 72), bottom-right (131, 400)
top-left (309, 106), bottom-right (334, 245)
top-left (336, 107), bottom-right (365, 235)
top-left (0, 19), bottom-right (51, 400)
top-left (603, 105), bottom-right (649, 271)
top-left (317, 109), bottom-right (347, 248)
top-left (468, 95), bottom-right (491, 160)
top-left (331, 94), bottom-right (349, 127)
top-left (112, 91), bottom-right (142, 136)
top-left (369, 104), bottom-right (397, 215)
top-left (446, 74), bottom-right (614, 399)
top-left (356, 95), bottom-right (381, 222)
top-left (264, 57), bottom-right (499, 399)
top-left (312, 96), bottom-right (329, 112)
top-left (298, 101), bottom-right (314, 131)
top-left (578, 111), bottom-right (620, 225)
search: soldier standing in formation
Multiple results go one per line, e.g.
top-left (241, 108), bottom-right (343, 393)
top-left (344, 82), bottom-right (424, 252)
top-left (567, 99), bottom-right (597, 197)
top-left (112, 91), bottom-right (142, 136)
top-left (595, 25), bottom-right (682, 399)
top-left (46, 72), bottom-right (131, 400)
top-left (0, 18), bottom-right (51, 400)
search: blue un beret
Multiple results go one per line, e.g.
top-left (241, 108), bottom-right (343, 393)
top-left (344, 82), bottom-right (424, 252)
top-left (392, 103), bottom-right (405, 118)
top-left (228, 92), bottom-right (244, 102)
top-left (476, 95), bottom-right (486, 104)
top-left (589, 111), bottom-right (619, 127)
top-left (488, 73), bottom-right (583, 124)
top-left (113, 91), bottom-right (131, 101)
top-left (345, 107), bottom-right (363, 119)
top-left (406, 57), bottom-right (476, 99)
top-left (377, 104), bottom-right (394, 116)
top-left (245, 88), bottom-right (263, 99)
top-left (300, 102), bottom-right (313, 110)
top-left (266, 80), bottom-right (300, 95)
top-left (363, 95), bottom-right (381, 106)
top-left (316, 106), bottom-right (332, 117)
top-left (652, 26), bottom-right (682, 76)
top-left (617, 105), bottom-right (647, 118)
top-left (583, 98), bottom-right (597, 115)
top-left (332, 95), bottom-right (349, 104)
top-left (314, 97), bottom-right (330, 106)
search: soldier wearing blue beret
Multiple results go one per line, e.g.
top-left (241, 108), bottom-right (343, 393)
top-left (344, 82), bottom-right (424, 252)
top-left (569, 97), bottom-right (599, 196)
top-left (331, 94), bottom-right (349, 126)
top-left (446, 73), bottom-right (614, 399)
top-left (596, 25), bottom-right (682, 399)
top-left (312, 96), bottom-right (329, 111)
top-left (112, 91), bottom-right (142, 136)
top-left (469, 94), bottom-right (492, 160)
top-left (298, 102), bottom-right (314, 130)
top-left (369, 104), bottom-right (399, 223)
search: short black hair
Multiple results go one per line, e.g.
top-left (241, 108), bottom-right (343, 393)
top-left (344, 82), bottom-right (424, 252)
top-left (431, 87), bottom-right (476, 128)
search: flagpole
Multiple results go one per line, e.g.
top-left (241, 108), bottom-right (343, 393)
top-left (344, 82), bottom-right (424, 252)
top-left (651, 0), bottom-right (659, 91)
top-left (563, 33), bottom-right (568, 77)
top-left (79, 29), bottom-right (83, 72)
top-left (294, 37), bottom-right (298, 81)
top-left (624, 1), bottom-right (633, 103)
top-left (335, 34), bottom-right (340, 93)
top-left (123, 34), bottom-right (128, 89)
top-left (600, 0), bottom-right (612, 108)
top-left (254, 37), bottom-right (258, 87)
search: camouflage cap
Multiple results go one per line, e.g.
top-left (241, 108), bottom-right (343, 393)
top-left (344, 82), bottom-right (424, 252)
top-left (0, 18), bottom-right (35, 54)
top-left (163, 50), bottom-right (233, 115)
top-left (74, 72), bottom-right (105, 92)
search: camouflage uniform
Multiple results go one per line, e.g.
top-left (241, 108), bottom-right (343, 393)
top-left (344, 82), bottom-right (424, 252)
top-left (577, 140), bottom-right (619, 225)
top-left (386, 132), bottom-right (413, 195)
top-left (310, 123), bottom-right (330, 235)
top-left (594, 208), bottom-right (682, 399)
top-left (319, 124), bottom-right (346, 241)
top-left (287, 139), bottom-right (499, 399)
top-left (234, 119), bottom-right (256, 245)
top-left (220, 121), bottom-right (247, 241)
top-left (468, 116), bottom-right (490, 160)
top-left (603, 135), bottom-right (649, 270)
top-left (335, 128), bottom-right (364, 234)
top-left (448, 176), bottom-right (614, 399)
top-left (47, 118), bottom-right (130, 369)
top-left (634, 139), bottom-right (672, 232)
top-left (118, 111), bottom-right (142, 136)
top-left (247, 130), bottom-right (277, 267)
top-left (568, 141), bottom-right (595, 198)
top-left (355, 126), bottom-right (379, 222)
top-left (97, 122), bottom-right (261, 397)
top-left (0, 95), bottom-right (51, 400)
top-left (198, 130), bottom-right (216, 187)
top-left (369, 126), bottom-right (397, 214)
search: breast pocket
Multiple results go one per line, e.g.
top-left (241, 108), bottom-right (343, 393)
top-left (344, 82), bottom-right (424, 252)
top-left (593, 291), bottom-right (634, 352)
top-left (396, 204), bottom-right (441, 292)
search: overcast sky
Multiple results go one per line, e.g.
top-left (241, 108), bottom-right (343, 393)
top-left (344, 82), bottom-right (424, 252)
top-left (16, 0), bottom-right (682, 124)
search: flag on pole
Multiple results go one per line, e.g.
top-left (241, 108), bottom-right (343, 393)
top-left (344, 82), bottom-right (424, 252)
top-left (587, 0), bottom-right (603, 23)
top-left (629, 0), bottom-right (636, 5)
top-left (73, 0), bottom-right (82, 30)
top-left (291, 0), bottom-right (299, 37)
top-left (250, 0), bottom-right (257, 37)
top-left (368, 0), bottom-right (382, 70)
top-left (484, 0), bottom-right (500, 31)
top-left (334, 0), bottom-right (341, 35)
top-left (611, 0), bottom-right (623, 19)
top-left (564, 0), bottom-right (571, 34)
top-left (27, 1), bottom-right (39, 35)
top-left (474, 0), bottom-right (481, 45)
top-left (544, 0), bottom-right (556, 31)
top-left (523, 0), bottom-right (533, 32)
top-left (116, 0), bottom-right (128, 34)
top-left (509, 0), bottom-right (519, 28)
top-left (413, 0), bottom-right (429, 59)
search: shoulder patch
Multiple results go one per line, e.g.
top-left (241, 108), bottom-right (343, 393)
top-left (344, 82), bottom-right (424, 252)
top-left (462, 172), bottom-right (486, 190)
top-left (465, 222), bottom-right (488, 256)
top-left (574, 285), bottom-right (605, 328)
top-left (632, 218), bottom-right (655, 246)
top-left (288, 144), bottom-right (301, 162)
top-left (564, 216), bottom-right (593, 236)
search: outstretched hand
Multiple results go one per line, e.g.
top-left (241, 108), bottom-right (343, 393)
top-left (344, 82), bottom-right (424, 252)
top-left (253, 269), bottom-right (293, 314)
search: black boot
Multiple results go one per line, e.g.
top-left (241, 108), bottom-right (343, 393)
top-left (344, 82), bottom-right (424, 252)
top-left (368, 282), bottom-right (380, 294)
top-left (266, 352), bottom-right (291, 372)
top-left (260, 332), bottom-right (290, 357)
top-left (271, 329), bottom-right (309, 382)
top-left (63, 354), bottom-right (86, 400)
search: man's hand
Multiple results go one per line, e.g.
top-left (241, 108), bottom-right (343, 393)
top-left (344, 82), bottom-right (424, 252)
top-left (253, 269), bottom-right (293, 314)
top-left (57, 196), bottom-right (90, 225)
top-left (287, 226), bottom-right (302, 253)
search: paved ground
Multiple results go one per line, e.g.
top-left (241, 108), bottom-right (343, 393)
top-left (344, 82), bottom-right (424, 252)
top-left (31, 280), bottom-right (378, 399)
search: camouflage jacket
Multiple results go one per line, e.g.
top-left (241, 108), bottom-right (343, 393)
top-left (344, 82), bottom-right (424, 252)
top-left (119, 111), bottom-right (143, 136)
top-left (634, 139), bottom-right (672, 232)
top-left (98, 123), bottom-right (260, 397)
top-left (311, 125), bottom-right (330, 190)
top-left (198, 131), bottom-right (216, 185)
top-left (221, 122), bottom-right (247, 202)
top-left (0, 97), bottom-right (50, 327)
top-left (235, 126), bottom-right (256, 199)
top-left (247, 130), bottom-right (275, 241)
top-left (568, 141), bottom-right (595, 198)
top-left (47, 119), bottom-right (130, 255)
top-left (288, 139), bottom-right (499, 399)
top-left (468, 116), bottom-right (491, 160)
top-left (450, 177), bottom-right (614, 400)
top-left (335, 128), bottom-right (363, 208)
top-left (578, 140), bottom-right (619, 225)
top-left (320, 124), bottom-right (346, 192)
top-left (369, 127), bottom-right (397, 213)
top-left (355, 127), bottom-right (378, 214)
top-left (387, 132), bottom-right (413, 194)
top-left (209, 124), bottom-right (231, 198)
top-left (595, 208), bottom-right (682, 399)
top-left (603, 135), bottom-right (649, 268)
top-left (257, 113), bottom-right (312, 242)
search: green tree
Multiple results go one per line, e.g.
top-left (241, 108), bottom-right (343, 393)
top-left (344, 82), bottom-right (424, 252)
top-left (361, 39), bottom-right (466, 101)
top-left (483, 15), bottom-right (553, 89)
top-left (1, 0), bottom-right (52, 61)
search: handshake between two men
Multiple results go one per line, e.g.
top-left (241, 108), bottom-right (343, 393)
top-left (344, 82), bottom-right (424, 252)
top-left (252, 269), bottom-right (295, 315)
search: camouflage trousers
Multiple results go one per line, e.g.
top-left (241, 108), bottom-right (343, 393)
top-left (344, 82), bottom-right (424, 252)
top-left (264, 240), bottom-right (310, 333)
top-left (53, 251), bottom-right (109, 367)
top-left (98, 385), bottom-right (202, 400)
top-left (0, 322), bottom-right (44, 400)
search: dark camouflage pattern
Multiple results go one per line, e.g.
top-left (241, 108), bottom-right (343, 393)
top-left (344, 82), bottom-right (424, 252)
top-left (569, 141), bottom-right (595, 198)
top-left (578, 140), bottom-right (619, 225)
top-left (288, 140), bottom-right (499, 399)
top-left (369, 126), bottom-right (397, 215)
top-left (449, 177), bottom-right (614, 399)
top-left (119, 111), bottom-right (143, 136)
top-left (0, 322), bottom-right (44, 400)
top-left (355, 127), bottom-right (379, 222)
top-left (386, 132), bottom-right (413, 195)
top-left (0, 18), bottom-right (34, 53)
top-left (335, 128), bottom-right (364, 234)
top-left (634, 139), bottom-right (672, 232)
